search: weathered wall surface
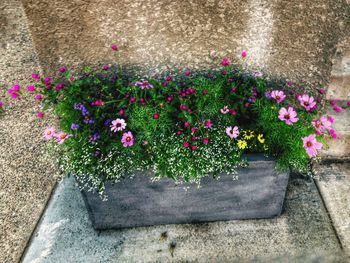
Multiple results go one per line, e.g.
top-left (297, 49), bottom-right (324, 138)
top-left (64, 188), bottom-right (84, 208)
top-left (21, 0), bottom-right (349, 89)
top-left (0, 1), bottom-right (57, 262)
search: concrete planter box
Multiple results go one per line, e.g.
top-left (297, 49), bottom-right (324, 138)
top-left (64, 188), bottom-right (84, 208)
top-left (81, 154), bottom-right (289, 230)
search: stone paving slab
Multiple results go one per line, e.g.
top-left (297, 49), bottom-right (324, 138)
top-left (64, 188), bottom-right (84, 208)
top-left (314, 162), bottom-right (350, 252)
top-left (22, 174), bottom-right (344, 263)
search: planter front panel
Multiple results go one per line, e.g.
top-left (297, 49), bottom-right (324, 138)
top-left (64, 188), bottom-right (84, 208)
top-left (81, 155), bottom-right (289, 230)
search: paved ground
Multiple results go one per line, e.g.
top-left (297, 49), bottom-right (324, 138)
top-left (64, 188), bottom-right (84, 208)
top-left (22, 174), bottom-right (348, 263)
top-left (315, 162), bottom-right (350, 252)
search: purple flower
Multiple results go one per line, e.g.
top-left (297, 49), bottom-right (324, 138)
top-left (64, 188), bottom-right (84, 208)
top-left (121, 131), bottom-right (134, 147)
top-left (265, 91), bottom-right (272, 99)
top-left (89, 132), bottom-right (100, 143)
top-left (55, 83), bottom-right (64, 91)
top-left (59, 66), bottom-right (66, 73)
top-left (74, 103), bottom-right (89, 116)
top-left (70, 123), bottom-right (80, 130)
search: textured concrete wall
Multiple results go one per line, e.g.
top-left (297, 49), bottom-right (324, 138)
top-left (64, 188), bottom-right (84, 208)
top-left (21, 0), bottom-right (349, 89)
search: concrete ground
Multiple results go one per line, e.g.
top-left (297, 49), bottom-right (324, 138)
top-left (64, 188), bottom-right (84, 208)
top-left (22, 172), bottom-right (350, 263)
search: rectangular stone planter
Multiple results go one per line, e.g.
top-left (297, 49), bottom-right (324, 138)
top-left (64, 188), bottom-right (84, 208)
top-left (80, 154), bottom-right (289, 230)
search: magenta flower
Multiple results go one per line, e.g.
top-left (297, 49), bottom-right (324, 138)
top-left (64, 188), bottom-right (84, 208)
top-left (226, 126), bottom-right (239, 139)
top-left (27, 85), bottom-right (35, 92)
top-left (102, 65), bottom-right (109, 70)
top-left (59, 66), bottom-right (66, 73)
top-left (298, 94), bottom-right (316, 111)
top-left (333, 105), bottom-right (342, 113)
top-left (32, 73), bottom-right (40, 80)
top-left (278, 107), bottom-right (298, 125)
top-left (203, 138), bottom-right (209, 145)
top-left (329, 129), bottom-right (337, 139)
top-left (10, 93), bottom-right (18, 99)
top-left (55, 132), bottom-right (72, 144)
top-left (330, 100), bottom-right (336, 105)
top-left (91, 100), bottom-right (103, 106)
top-left (121, 131), bottom-right (134, 147)
top-left (220, 106), bottom-right (230, 114)
top-left (221, 57), bottom-right (230, 67)
top-left (184, 69), bottom-right (190, 76)
top-left (241, 50), bottom-right (247, 58)
top-left (165, 75), bottom-right (172, 81)
top-left (302, 134), bottom-right (323, 158)
top-left (204, 119), bottom-right (212, 129)
top-left (271, 90), bottom-right (286, 103)
top-left (13, 84), bottom-right (20, 92)
top-left (110, 118), bottom-right (126, 132)
top-left (0, 101), bottom-right (4, 108)
top-left (37, 112), bottom-right (44, 118)
top-left (347, 101), bottom-right (350, 107)
top-left (183, 141), bottom-right (189, 148)
top-left (43, 127), bottom-right (56, 140)
top-left (111, 43), bottom-right (118, 51)
top-left (35, 94), bottom-right (43, 101)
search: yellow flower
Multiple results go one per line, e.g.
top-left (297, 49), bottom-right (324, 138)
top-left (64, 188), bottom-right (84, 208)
top-left (237, 140), bottom-right (248, 149)
top-left (243, 130), bottom-right (255, 140)
top-left (257, 134), bottom-right (265, 144)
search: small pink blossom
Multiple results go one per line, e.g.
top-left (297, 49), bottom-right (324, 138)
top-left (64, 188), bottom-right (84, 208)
top-left (91, 100), bottom-right (104, 106)
top-left (278, 107), bottom-right (299, 125)
top-left (59, 66), bottom-right (66, 73)
top-left (330, 100), bottom-right (336, 105)
top-left (27, 85), bottom-right (35, 92)
top-left (165, 75), bottom-right (172, 81)
top-left (32, 73), bottom-right (40, 80)
top-left (102, 65), bottom-right (109, 70)
top-left (35, 94), bottom-right (42, 101)
top-left (220, 106), bottom-right (230, 114)
top-left (12, 84), bottom-right (20, 92)
top-left (184, 121), bottom-right (189, 127)
top-left (298, 94), bottom-right (316, 111)
top-left (203, 138), bottom-right (209, 145)
top-left (329, 129), bottom-right (337, 139)
top-left (333, 105), bottom-right (342, 112)
top-left (111, 43), bottom-right (118, 51)
top-left (37, 112), bottom-right (44, 118)
top-left (184, 69), bottom-right (190, 76)
top-left (0, 101), bottom-right (4, 108)
top-left (43, 127), bottom-right (56, 140)
top-left (302, 134), bottom-right (323, 158)
top-left (183, 141), bottom-right (189, 148)
top-left (327, 115), bottom-right (334, 123)
top-left (191, 127), bottom-right (196, 133)
top-left (226, 126), bottom-right (239, 139)
top-left (121, 131), bottom-right (134, 147)
top-left (10, 93), bottom-right (18, 99)
top-left (111, 118), bottom-right (126, 132)
top-left (204, 119), bottom-right (212, 129)
top-left (221, 57), bottom-right (230, 67)
top-left (271, 90), bottom-right (286, 103)
top-left (241, 50), bottom-right (247, 58)
top-left (347, 101), bottom-right (350, 107)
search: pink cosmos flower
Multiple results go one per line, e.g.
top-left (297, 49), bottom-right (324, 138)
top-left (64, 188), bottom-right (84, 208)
top-left (110, 118), bottom-right (126, 132)
top-left (271, 90), bottom-right (286, 103)
top-left (298, 94), bottom-right (316, 111)
top-left (278, 107), bottom-right (298, 125)
top-left (27, 85), bottom-right (35, 92)
top-left (43, 127), bottom-right (56, 140)
top-left (111, 43), bottom-right (118, 51)
top-left (312, 115), bottom-right (333, 133)
top-left (121, 131), bottom-right (134, 147)
top-left (135, 80), bottom-right (153, 89)
top-left (221, 57), bottom-right (230, 67)
top-left (204, 119), bottom-right (212, 129)
top-left (226, 126), bottom-right (239, 139)
top-left (220, 106), bottom-right (230, 114)
top-left (55, 132), bottom-right (72, 144)
top-left (302, 134), bottom-right (323, 158)
top-left (241, 50), bottom-right (247, 58)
